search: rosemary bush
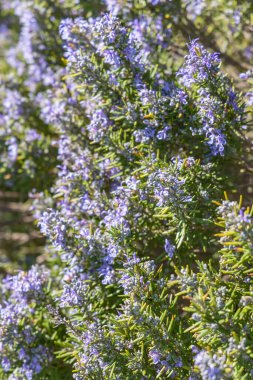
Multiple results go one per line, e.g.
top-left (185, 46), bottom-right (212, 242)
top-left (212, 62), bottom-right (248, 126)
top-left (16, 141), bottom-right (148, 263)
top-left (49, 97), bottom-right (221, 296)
top-left (0, 0), bottom-right (253, 379)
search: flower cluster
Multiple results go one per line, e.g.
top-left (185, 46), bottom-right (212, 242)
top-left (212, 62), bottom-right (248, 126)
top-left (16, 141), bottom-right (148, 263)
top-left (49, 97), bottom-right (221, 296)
top-left (0, 266), bottom-right (52, 379)
top-left (177, 39), bottom-right (244, 156)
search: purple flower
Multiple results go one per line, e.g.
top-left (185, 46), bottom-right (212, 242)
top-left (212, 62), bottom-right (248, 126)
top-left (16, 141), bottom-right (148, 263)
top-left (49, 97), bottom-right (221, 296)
top-left (149, 348), bottom-right (162, 365)
top-left (205, 128), bottom-right (226, 156)
top-left (164, 239), bottom-right (175, 258)
top-left (6, 137), bottom-right (18, 163)
top-left (177, 39), bottom-right (220, 87)
top-left (156, 126), bottom-right (171, 140)
top-left (2, 357), bottom-right (11, 372)
top-left (194, 350), bottom-right (224, 380)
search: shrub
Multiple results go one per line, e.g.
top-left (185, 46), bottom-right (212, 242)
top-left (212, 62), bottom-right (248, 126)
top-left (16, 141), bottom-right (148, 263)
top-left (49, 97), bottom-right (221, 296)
top-left (0, 1), bottom-right (252, 379)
